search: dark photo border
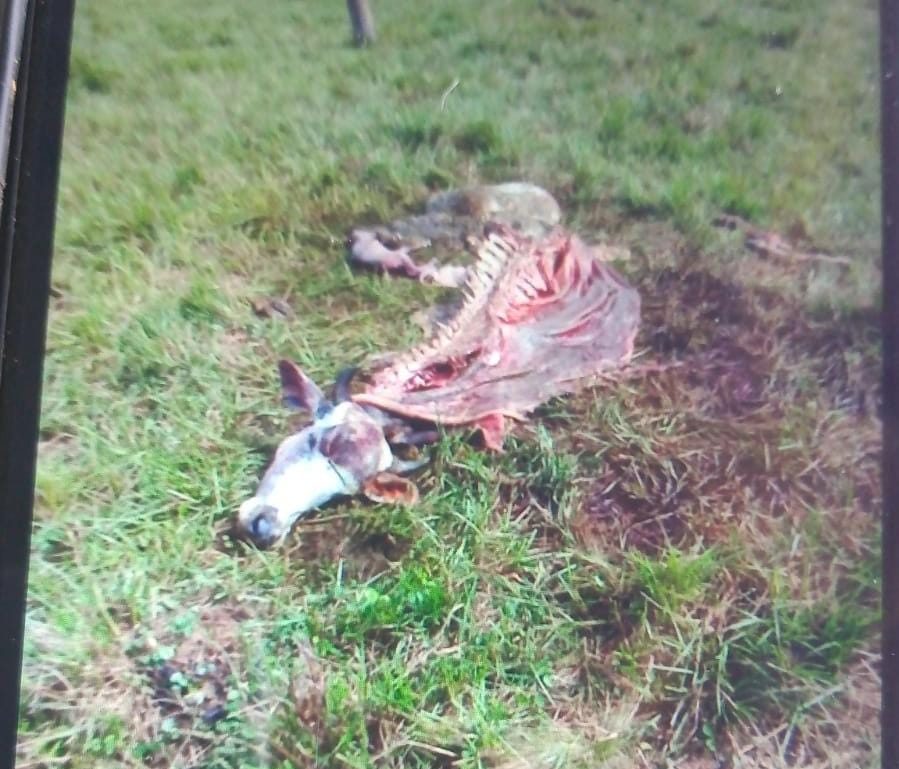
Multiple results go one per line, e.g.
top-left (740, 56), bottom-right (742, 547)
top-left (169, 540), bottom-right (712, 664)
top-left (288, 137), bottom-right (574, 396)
top-left (0, 2), bottom-right (76, 768)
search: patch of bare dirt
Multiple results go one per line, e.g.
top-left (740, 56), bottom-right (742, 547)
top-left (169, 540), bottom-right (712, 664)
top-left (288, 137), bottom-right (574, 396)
top-left (137, 601), bottom-right (250, 741)
top-left (722, 654), bottom-right (880, 769)
top-left (623, 266), bottom-right (793, 422)
top-left (286, 514), bottom-right (409, 582)
top-left (127, 596), bottom-right (345, 769)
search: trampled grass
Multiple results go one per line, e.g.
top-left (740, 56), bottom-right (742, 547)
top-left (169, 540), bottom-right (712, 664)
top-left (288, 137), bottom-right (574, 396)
top-left (19, 1), bottom-right (880, 768)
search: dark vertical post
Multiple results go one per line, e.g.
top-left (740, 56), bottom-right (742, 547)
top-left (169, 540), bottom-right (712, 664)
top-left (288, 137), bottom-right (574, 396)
top-left (0, 0), bottom-right (76, 766)
top-left (347, 0), bottom-right (376, 46)
top-left (881, 1), bottom-right (899, 768)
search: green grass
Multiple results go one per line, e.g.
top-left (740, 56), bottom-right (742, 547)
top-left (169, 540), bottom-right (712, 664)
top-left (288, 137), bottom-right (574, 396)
top-left (20, 1), bottom-right (881, 767)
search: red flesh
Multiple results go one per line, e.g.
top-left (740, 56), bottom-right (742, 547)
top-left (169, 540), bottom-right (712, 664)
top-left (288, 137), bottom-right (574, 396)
top-left (352, 225), bottom-right (641, 449)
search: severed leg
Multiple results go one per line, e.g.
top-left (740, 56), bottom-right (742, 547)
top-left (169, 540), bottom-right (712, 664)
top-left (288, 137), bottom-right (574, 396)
top-left (348, 229), bottom-right (469, 288)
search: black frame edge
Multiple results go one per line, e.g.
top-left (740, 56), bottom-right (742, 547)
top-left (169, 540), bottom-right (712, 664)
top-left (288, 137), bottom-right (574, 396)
top-left (0, 2), bottom-right (76, 768)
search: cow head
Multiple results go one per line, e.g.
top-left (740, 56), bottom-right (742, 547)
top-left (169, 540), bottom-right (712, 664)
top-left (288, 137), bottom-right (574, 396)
top-left (235, 361), bottom-right (394, 548)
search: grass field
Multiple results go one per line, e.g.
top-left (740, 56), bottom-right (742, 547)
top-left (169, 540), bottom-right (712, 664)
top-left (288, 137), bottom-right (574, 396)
top-left (19, 1), bottom-right (881, 767)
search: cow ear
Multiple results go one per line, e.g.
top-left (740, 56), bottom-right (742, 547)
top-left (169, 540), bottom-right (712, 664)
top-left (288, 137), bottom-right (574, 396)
top-left (362, 473), bottom-right (420, 506)
top-left (278, 360), bottom-right (326, 413)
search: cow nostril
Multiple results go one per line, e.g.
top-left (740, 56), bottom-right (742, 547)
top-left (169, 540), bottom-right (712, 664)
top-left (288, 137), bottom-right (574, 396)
top-left (251, 513), bottom-right (272, 540)
top-left (245, 505), bottom-right (278, 545)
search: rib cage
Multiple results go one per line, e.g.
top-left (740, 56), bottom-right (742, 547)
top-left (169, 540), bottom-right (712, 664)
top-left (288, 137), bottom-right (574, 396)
top-left (385, 230), bottom-right (517, 381)
top-left (353, 223), bottom-right (641, 435)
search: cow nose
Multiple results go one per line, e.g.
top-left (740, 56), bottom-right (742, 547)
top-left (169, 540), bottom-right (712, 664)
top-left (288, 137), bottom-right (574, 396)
top-left (247, 505), bottom-right (278, 546)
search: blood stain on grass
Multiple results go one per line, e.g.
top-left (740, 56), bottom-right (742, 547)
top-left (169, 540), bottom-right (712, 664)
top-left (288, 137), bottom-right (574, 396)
top-left (639, 337), bottom-right (772, 419)
top-left (639, 267), bottom-right (761, 357)
top-left (559, 260), bottom-right (880, 558)
top-left (778, 307), bottom-right (881, 415)
top-left (569, 445), bottom-right (739, 555)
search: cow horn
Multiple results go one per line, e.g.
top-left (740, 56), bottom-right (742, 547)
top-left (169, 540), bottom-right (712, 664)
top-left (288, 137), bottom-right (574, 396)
top-left (333, 366), bottom-right (359, 403)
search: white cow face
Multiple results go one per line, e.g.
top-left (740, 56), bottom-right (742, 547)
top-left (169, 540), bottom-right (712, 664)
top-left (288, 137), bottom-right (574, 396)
top-left (235, 361), bottom-right (393, 548)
